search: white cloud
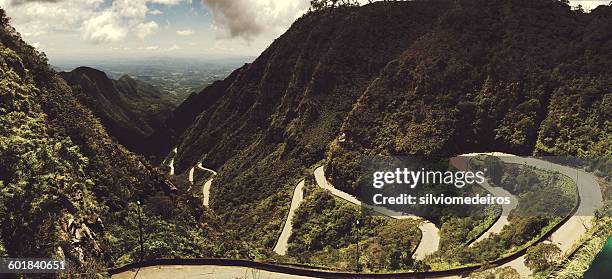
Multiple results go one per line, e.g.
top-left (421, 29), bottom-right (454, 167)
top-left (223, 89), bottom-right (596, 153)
top-left (168, 44), bottom-right (182, 50)
top-left (149, 9), bottom-right (164, 15)
top-left (143, 45), bottom-right (159, 50)
top-left (31, 41), bottom-right (41, 48)
top-left (176, 29), bottom-right (194, 36)
top-left (81, 10), bottom-right (128, 43)
top-left (135, 21), bottom-right (159, 39)
top-left (1, 0), bottom-right (103, 37)
top-left (151, 0), bottom-right (182, 5)
top-left (201, 0), bottom-right (309, 40)
top-left (2, 0), bottom-right (185, 43)
top-left (80, 0), bottom-right (162, 43)
top-left (4, 0), bottom-right (65, 5)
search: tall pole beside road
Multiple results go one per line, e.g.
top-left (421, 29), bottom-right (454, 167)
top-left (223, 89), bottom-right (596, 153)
top-left (137, 200), bottom-right (144, 262)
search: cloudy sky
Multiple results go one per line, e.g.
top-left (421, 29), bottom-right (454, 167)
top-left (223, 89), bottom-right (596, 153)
top-left (0, 0), bottom-right (608, 63)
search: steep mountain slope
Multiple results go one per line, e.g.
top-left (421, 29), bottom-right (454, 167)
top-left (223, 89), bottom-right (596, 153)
top-left (59, 67), bottom-right (175, 154)
top-left (144, 66), bottom-right (246, 161)
top-left (168, 1), bottom-right (451, 248)
top-left (165, 0), bottom-right (611, 255)
top-left (0, 9), bottom-right (247, 272)
top-left (327, 0), bottom-right (612, 193)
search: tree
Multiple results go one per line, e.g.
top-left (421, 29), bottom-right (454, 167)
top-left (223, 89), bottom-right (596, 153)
top-left (525, 242), bottom-right (562, 273)
top-left (496, 266), bottom-right (520, 279)
top-left (0, 9), bottom-right (9, 28)
top-left (574, 4), bottom-right (585, 13)
top-left (484, 156), bottom-right (504, 185)
top-left (310, 0), bottom-right (329, 11)
top-left (470, 266), bottom-right (520, 279)
top-left (310, 0), bottom-right (359, 11)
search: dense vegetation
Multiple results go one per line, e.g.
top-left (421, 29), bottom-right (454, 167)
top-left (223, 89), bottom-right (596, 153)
top-left (327, 0), bottom-right (611, 194)
top-left (2, 0), bottom-right (611, 275)
top-left (286, 182), bottom-right (422, 271)
top-left (156, 0), bottom-right (609, 267)
top-left (0, 9), bottom-right (248, 276)
top-left (136, 0), bottom-right (612, 271)
top-left (474, 156), bottom-right (578, 217)
top-left (59, 67), bottom-right (175, 156)
top-left (425, 157), bottom-right (578, 269)
top-left (548, 177), bottom-right (612, 279)
top-left (165, 0), bottom-right (452, 253)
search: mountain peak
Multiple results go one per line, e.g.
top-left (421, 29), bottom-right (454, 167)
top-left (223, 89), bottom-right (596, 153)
top-left (69, 66), bottom-right (109, 80)
top-left (59, 66), bottom-right (175, 152)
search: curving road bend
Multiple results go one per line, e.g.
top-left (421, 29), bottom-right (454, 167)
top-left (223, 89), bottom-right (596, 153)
top-left (273, 180), bottom-right (305, 255)
top-left (197, 162), bottom-right (218, 175)
top-left (449, 155), bottom-right (519, 246)
top-left (461, 152), bottom-right (603, 277)
top-left (196, 163), bottom-right (217, 207)
top-left (130, 153), bottom-right (601, 278)
top-left (313, 166), bottom-right (440, 260)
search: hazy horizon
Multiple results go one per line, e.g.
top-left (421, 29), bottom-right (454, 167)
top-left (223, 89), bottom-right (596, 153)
top-left (50, 55), bottom-right (256, 70)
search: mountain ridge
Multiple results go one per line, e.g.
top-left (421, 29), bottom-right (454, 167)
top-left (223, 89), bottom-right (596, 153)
top-left (59, 66), bottom-right (176, 154)
top-left (160, 0), bottom-right (610, 260)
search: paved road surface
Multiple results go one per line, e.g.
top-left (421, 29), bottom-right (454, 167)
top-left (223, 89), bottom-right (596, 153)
top-left (313, 166), bottom-right (440, 260)
top-left (112, 265), bottom-right (317, 279)
top-left (134, 153), bottom-right (601, 278)
top-left (167, 147), bottom-right (178, 176)
top-left (273, 180), bottom-right (305, 255)
top-left (192, 162), bottom-right (217, 207)
top-left (449, 156), bottom-right (519, 246)
top-left (203, 179), bottom-right (214, 207)
top-left (197, 162), bottom-right (218, 175)
top-left (462, 152), bottom-right (603, 277)
top-left (189, 167), bottom-right (195, 183)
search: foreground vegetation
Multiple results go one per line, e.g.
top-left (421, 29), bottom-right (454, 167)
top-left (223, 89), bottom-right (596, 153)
top-left (426, 157), bottom-right (578, 270)
top-left (549, 177), bottom-right (612, 279)
top-left (285, 180), bottom-right (422, 272)
top-left (162, 0), bottom-right (609, 272)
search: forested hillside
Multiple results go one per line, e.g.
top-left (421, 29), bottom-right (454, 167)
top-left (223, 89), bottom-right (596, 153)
top-left (0, 8), bottom-right (247, 274)
top-left (1, 0), bottom-right (610, 275)
top-left (327, 0), bottom-right (612, 193)
top-left (167, 0), bottom-right (452, 249)
top-left (162, 0), bottom-right (610, 255)
top-left (59, 67), bottom-right (175, 155)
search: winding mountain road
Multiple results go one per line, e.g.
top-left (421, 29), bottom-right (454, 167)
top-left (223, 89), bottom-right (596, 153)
top-left (194, 163), bottom-right (217, 207)
top-left (202, 179), bottom-right (213, 206)
top-left (166, 147), bottom-right (178, 176)
top-left (273, 180), bottom-right (305, 255)
top-left (449, 155), bottom-right (519, 246)
top-left (197, 162), bottom-right (218, 175)
top-left (461, 152), bottom-right (603, 277)
top-left (163, 148), bottom-right (217, 206)
top-left (188, 167), bottom-right (195, 183)
top-left (137, 152), bottom-right (602, 278)
top-left (313, 166), bottom-right (440, 260)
